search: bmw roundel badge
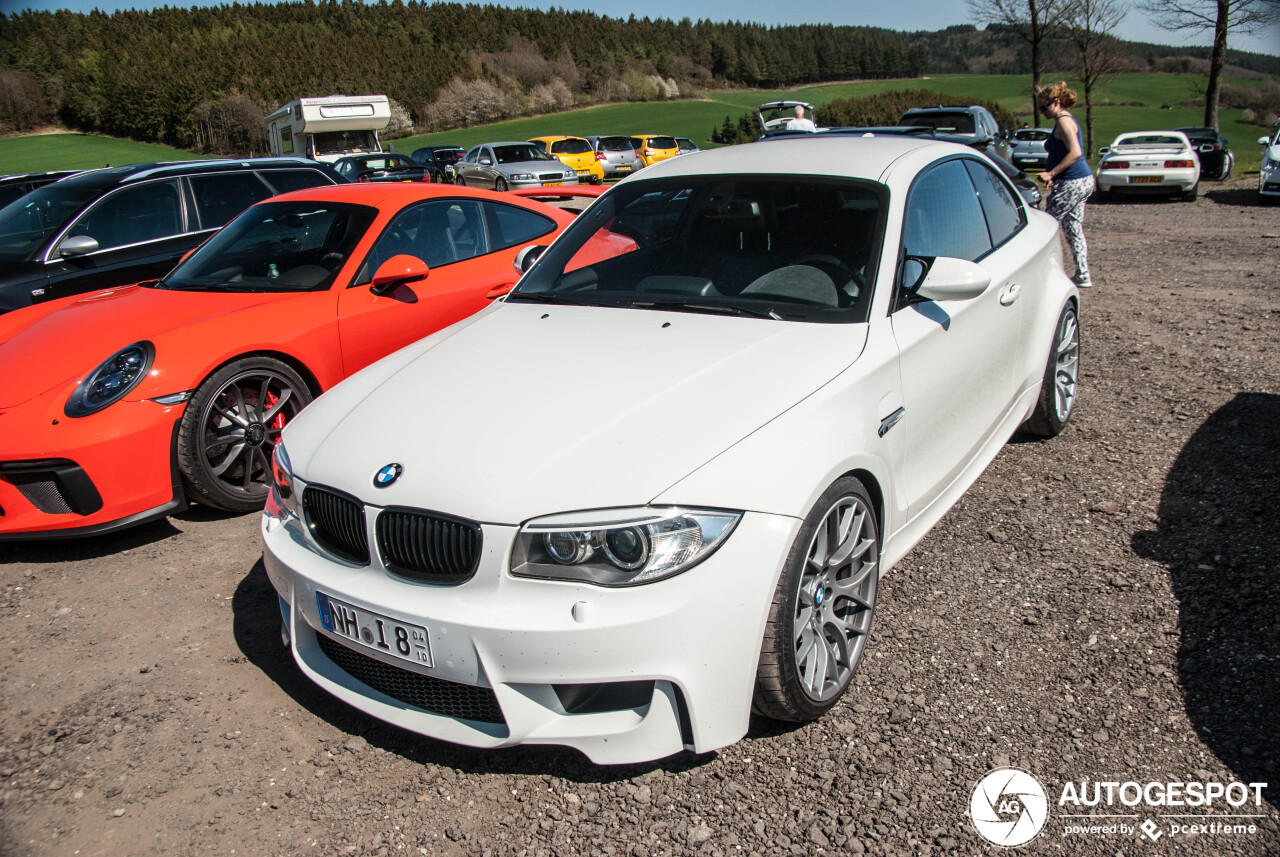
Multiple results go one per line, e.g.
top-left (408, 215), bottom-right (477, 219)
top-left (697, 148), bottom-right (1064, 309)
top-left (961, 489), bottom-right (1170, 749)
top-left (373, 463), bottom-right (403, 488)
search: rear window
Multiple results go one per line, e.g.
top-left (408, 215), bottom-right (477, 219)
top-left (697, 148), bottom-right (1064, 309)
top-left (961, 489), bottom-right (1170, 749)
top-left (647, 137), bottom-right (677, 149)
top-left (901, 112), bottom-right (975, 134)
top-left (1014, 130), bottom-right (1050, 142)
top-left (260, 169), bottom-right (337, 193)
top-left (552, 139), bottom-right (592, 155)
top-left (597, 137), bottom-right (633, 152)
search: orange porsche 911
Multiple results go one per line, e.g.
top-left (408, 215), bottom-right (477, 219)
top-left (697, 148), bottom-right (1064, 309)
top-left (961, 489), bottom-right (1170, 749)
top-left (0, 183), bottom-right (600, 539)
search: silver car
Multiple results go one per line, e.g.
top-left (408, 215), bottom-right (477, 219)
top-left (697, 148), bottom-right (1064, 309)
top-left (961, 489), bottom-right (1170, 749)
top-left (454, 142), bottom-right (578, 192)
top-left (585, 135), bottom-right (642, 179)
top-left (1009, 128), bottom-right (1051, 172)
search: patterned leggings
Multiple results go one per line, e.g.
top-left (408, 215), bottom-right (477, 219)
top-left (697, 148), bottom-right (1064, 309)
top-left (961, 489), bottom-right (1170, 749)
top-left (1047, 175), bottom-right (1094, 277)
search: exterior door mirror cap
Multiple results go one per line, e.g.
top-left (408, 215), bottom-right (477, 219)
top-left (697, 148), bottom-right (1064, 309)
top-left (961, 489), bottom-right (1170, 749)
top-left (513, 244), bottom-right (547, 275)
top-left (370, 253), bottom-right (429, 295)
top-left (907, 255), bottom-right (991, 302)
top-left (58, 234), bottom-right (100, 258)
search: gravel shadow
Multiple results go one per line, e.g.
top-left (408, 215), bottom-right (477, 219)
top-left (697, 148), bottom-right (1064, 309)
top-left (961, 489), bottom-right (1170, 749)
top-left (1131, 392), bottom-right (1279, 808)
top-left (0, 516), bottom-right (180, 564)
top-left (231, 558), bottom-right (716, 782)
top-left (1204, 186), bottom-right (1264, 207)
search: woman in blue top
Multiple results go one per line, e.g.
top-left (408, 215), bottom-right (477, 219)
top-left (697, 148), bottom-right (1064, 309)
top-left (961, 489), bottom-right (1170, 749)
top-left (1035, 81), bottom-right (1094, 287)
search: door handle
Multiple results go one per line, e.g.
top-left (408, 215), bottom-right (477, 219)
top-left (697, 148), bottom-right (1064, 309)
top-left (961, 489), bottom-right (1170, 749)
top-left (485, 282), bottom-right (516, 299)
top-left (999, 283), bottom-right (1021, 306)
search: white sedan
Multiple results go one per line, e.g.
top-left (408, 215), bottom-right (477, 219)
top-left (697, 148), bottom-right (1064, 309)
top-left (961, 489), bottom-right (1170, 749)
top-left (1258, 126), bottom-right (1280, 204)
top-left (261, 137), bottom-right (1080, 764)
top-left (1095, 130), bottom-right (1201, 200)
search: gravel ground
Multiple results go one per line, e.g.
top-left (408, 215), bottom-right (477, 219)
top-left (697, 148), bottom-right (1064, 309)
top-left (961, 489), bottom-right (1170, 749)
top-left (1, 178), bottom-right (1278, 857)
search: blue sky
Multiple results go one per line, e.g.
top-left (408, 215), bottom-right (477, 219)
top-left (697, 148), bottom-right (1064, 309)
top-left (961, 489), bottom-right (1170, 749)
top-left (8, 0), bottom-right (1280, 56)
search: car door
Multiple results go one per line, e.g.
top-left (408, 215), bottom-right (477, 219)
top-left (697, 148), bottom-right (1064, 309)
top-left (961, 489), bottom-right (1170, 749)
top-left (889, 157), bottom-right (1022, 518)
top-left (337, 198), bottom-right (542, 372)
top-left (39, 179), bottom-right (191, 302)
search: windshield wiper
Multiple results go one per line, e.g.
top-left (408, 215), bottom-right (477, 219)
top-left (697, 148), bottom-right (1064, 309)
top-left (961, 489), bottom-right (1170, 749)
top-left (626, 298), bottom-right (783, 320)
top-left (506, 291), bottom-right (590, 305)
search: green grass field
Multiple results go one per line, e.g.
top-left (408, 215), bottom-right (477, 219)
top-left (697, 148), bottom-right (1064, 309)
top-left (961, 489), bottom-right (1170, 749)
top-left (0, 133), bottom-right (207, 173)
top-left (2, 74), bottom-right (1269, 175)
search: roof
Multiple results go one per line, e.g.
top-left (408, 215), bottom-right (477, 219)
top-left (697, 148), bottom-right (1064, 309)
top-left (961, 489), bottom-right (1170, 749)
top-left (630, 136), bottom-right (959, 183)
top-left (55, 158), bottom-right (328, 189)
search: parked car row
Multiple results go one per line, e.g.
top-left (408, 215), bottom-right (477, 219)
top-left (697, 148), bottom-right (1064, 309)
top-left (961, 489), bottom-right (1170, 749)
top-left (404, 134), bottom-right (699, 190)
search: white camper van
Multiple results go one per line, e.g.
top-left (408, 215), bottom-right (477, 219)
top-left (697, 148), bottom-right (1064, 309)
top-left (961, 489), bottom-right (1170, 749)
top-left (265, 95), bottom-right (392, 164)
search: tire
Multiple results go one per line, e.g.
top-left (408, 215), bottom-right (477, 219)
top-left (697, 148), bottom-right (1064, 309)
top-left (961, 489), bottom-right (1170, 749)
top-left (1022, 302), bottom-right (1080, 438)
top-left (495, 177), bottom-right (508, 192)
top-left (177, 356), bottom-right (313, 512)
top-left (754, 476), bottom-right (879, 722)
top-left (1182, 183), bottom-right (1198, 201)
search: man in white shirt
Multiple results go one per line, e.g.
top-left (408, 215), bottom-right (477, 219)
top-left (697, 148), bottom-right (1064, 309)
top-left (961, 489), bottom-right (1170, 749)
top-left (785, 105), bottom-right (817, 132)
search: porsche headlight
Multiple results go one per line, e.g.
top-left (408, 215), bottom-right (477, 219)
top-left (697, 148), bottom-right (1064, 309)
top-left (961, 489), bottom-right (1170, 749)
top-left (64, 341), bottom-right (154, 417)
top-left (270, 441), bottom-right (299, 517)
top-left (512, 508), bottom-right (740, 586)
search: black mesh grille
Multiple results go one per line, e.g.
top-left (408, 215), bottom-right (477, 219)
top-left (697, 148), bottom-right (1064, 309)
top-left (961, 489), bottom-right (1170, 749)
top-left (303, 486), bottom-right (369, 565)
top-left (376, 509), bottom-right (482, 583)
top-left (538, 172), bottom-right (565, 181)
top-left (316, 633), bottom-right (505, 724)
top-left (12, 477), bottom-right (73, 514)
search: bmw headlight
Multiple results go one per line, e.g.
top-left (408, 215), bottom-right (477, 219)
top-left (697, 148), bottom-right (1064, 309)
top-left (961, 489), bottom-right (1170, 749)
top-left (1264, 156), bottom-right (1278, 172)
top-left (64, 341), bottom-right (154, 417)
top-left (511, 507), bottom-right (740, 586)
top-left (510, 173), bottom-right (535, 182)
top-left (270, 441), bottom-right (299, 517)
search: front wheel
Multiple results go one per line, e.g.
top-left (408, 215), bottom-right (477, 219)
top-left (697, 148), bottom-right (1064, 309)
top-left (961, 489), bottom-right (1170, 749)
top-left (754, 476), bottom-right (879, 722)
top-left (177, 357), bottom-right (313, 511)
top-left (1022, 302), bottom-right (1080, 438)
top-left (495, 177), bottom-right (508, 192)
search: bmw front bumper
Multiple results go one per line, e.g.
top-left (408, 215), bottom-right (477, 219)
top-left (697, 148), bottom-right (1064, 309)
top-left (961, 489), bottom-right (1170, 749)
top-left (261, 487), bottom-right (801, 764)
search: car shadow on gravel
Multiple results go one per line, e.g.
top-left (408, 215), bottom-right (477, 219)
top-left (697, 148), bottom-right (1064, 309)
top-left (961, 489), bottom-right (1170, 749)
top-left (1203, 186), bottom-right (1264, 207)
top-left (232, 559), bottom-right (719, 782)
top-left (0, 516), bottom-right (180, 564)
top-left (1131, 392), bottom-right (1279, 808)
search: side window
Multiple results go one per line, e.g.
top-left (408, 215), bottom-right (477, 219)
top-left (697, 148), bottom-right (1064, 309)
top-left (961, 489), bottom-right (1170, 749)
top-left (902, 159), bottom-right (990, 263)
top-left (358, 199), bottom-right (491, 283)
top-left (189, 172), bottom-right (274, 230)
top-left (66, 180), bottom-right (183, 250)
top-left (260, 169), bottom-right (335, 194)
top-left (464, 147), bottom-right (481, 163)
top-left (484, 202), bottom-right (556, 251)
top-left (962, 159), bottom-right (1024, 249)
top-left (280, 128), bottom-right (294, 155)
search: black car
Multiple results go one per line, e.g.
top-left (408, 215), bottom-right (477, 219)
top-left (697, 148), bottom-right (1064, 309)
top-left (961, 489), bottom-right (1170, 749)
top-left (0, 158), bottom-right (342, 313)
top-left (332, 153), bottom-right (441, 184)
top-left (0, 171), bottom-right (81, 209)
top-left (1174, 126), bottom-right (1234, 181)
top-left (410, 145), bottom-right (466, 181)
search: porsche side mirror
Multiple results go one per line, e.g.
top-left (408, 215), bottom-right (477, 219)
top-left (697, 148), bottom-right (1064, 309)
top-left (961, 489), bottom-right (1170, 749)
top-left (58, 234), bottom-right (100, 258)
top-left (370, 254), bottom-right (429, 296)
top-left (513, 244), bottom-right (547, 275)
top-left (914, 256), bottom-right (991, 302)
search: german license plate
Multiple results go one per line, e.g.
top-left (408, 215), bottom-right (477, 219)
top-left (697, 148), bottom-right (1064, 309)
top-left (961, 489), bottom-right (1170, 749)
top-left (544, 181), bottom-right (562, 187)
top-left (1131, 176), bottom-right (1162, 184)
top-left (317, 592), bottom-right (432, 667)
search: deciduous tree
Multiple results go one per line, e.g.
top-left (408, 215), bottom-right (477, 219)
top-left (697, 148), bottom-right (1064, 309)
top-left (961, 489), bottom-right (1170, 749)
top-left (967, 0), bottom-right (1066, 126)
top-left (1061, 0), bottom-right (1129, 154)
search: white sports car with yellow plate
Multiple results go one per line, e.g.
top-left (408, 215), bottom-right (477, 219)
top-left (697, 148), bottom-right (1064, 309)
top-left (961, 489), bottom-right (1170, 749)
top-left (1096, 131), bottom-right (1201, 200)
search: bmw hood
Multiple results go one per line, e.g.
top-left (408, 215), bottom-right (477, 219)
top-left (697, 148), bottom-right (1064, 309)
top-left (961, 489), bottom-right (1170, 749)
top-left (288, 302), bottom-right (868, 524)
top-left (0, 285), bottom-right (295, 408)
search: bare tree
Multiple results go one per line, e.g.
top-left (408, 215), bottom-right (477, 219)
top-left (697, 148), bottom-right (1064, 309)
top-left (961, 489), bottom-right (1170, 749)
top-left (1139, 0), bottom-right (1280, 128)
top-left (968, 0), bottom-right (1066, 126)
top-left (1062, 0), bottom-right (1130, 155)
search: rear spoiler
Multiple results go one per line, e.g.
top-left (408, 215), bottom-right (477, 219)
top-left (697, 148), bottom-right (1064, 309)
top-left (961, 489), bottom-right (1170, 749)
top-left (508, 186), bottom-right (607, 202)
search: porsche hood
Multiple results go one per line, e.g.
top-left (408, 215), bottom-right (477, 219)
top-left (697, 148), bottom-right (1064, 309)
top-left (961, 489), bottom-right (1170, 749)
top-left (286, 302), bottom-right (868, 524)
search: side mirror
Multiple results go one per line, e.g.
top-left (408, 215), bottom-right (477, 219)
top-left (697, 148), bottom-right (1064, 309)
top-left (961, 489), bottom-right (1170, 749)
top-left (1260, 137), bottom-right (1272, 146)
top-left (513, 244), bottom-right (547, 275)
top-left (480, 158), bottom-right (492, 166)
top-left (58, 234), bottom-right (100, 258)
top-left (912, 256), bottom-right (991, 302)
top-left (370, 254), bottom-right (429, 296)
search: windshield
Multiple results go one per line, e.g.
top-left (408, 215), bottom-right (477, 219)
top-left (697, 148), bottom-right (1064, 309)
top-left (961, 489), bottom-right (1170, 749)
top-left (163, 200), bottom-right (377, 293)
top-left (313, 130), bottom-right (378, 156)
top-left (494, 144), bottom-right (554, 164)
top-left (511, 176), bottom-right (884, 324)
top-left (646, 137), bottom-right (678, 150)
top-left (0, 183), bottom-right (100, 263)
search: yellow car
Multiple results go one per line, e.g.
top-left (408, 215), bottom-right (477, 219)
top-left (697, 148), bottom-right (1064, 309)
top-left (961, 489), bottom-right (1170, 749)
top-left (528, 136), bottom-right (605, 185)
top-left (629, 134), bottom-right (680, 167)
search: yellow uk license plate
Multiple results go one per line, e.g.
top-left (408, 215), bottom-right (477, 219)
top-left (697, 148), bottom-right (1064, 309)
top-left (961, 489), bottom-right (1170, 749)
top-left (544, 182), bottom-right (562, 187)
top-left (1131, 176), bottom-right (1162, 184)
